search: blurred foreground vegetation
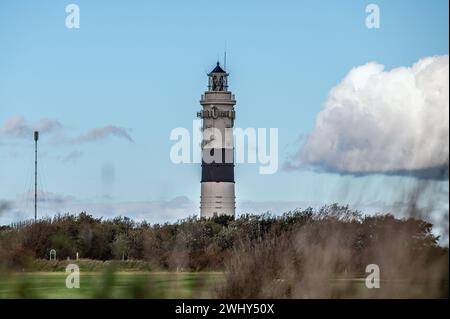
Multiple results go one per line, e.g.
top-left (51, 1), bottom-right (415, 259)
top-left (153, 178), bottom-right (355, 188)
top-left (0, 205), bottom-right (448, 298)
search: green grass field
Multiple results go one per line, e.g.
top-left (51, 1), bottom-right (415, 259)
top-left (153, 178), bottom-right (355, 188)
top-left (0, 271), bottom-right (446, 298)
top-left (0, 271), bottom-right (224, 299)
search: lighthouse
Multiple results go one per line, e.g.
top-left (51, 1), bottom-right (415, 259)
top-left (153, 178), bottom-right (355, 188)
top-left (197, 62), bottom-right (236, 218)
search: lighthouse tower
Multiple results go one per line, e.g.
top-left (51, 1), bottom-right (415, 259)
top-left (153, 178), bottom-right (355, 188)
top-left (198, 62), bottom-right (236, 218)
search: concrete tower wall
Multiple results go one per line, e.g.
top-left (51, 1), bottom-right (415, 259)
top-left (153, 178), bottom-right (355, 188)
top-left (199, 63), bottom-right (236, 218)
top-left (200, 182), bottom-right (235, 218)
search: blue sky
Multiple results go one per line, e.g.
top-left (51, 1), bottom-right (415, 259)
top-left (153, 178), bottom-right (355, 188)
top-left (0, 0), bottom-right (448, 231)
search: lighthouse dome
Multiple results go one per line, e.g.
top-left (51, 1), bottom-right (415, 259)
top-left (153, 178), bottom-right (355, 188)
top-left (208, 62), bottom-right (228, 91)
top-left (209, 62), bottom-right (226, 74)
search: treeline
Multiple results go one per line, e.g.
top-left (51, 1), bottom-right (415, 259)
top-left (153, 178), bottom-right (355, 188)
top-left (0, 204), bottom-right (447, 275)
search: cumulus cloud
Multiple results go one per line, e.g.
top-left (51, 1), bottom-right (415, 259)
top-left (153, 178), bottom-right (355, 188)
top-left (288, 55), bottom-right (449, 180)
top-left (71, 126), bottom-right (134, 144)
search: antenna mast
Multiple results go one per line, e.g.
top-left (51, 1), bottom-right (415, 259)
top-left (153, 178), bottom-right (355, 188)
top-left (224, 41), bottom-right (227, 71)
top-left (34, 131), bottom-right (39, 221)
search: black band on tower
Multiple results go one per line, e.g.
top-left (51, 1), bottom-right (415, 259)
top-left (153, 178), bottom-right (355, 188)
top-left (201, 148), bottom-right (235, 182)
top-left (201, 163), bottom-right (235, 182)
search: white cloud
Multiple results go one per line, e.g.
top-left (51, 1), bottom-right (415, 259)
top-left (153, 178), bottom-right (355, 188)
top-left (0, 116), bottom-right (133, 145)
top-left (71, 126), bottom-right (134, 144)
top-left (289, 55), bottom-right (449, 179)
top-left (0, 116), bottom-right (63, 139)
top-left (1, 194), bottom-right (197, 225)
top-left (237, 200), bottom-right (319, 215)
top-left (1, 116), bottom-right (30, 138)
top-left (34, 118), bottom-right (63, 134)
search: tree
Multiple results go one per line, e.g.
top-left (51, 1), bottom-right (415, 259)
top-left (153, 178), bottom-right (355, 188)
top-left (111, 233), bottom-right (129, 260)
